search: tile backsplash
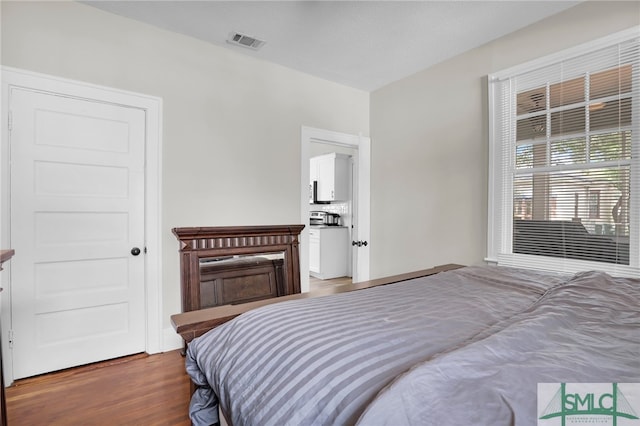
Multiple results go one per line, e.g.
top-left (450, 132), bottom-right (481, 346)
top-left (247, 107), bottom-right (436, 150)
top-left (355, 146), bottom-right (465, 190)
top-left (310, 201), bottom-right (351, 228)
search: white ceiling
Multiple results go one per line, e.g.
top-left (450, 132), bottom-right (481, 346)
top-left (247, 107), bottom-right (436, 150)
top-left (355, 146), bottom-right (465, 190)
top-left (86, 1), bottom-right (580, 92)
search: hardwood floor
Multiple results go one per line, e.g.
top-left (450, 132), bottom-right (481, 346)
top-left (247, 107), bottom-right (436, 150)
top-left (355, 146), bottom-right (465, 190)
top-left (6, 350), bottom-right (191, 425)
top-left (309, 275), bottom-right (352, 291)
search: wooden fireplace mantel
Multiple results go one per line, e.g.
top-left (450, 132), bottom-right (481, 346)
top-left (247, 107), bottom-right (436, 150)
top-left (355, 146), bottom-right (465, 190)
top-left (173, 225), bottom-right (306, 251)
top-left (172, 225), bottom-right (305, 316)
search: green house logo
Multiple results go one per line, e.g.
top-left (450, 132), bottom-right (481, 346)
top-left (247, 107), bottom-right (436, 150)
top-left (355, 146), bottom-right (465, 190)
top-left (539, 383), bottom-right (640, 426)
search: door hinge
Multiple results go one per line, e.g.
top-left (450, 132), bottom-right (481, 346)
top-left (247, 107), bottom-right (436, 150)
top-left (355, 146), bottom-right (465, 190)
top-left (8, 110), bottom-right (12, 131)
top-left (8, 330), bottom-right (14, 348)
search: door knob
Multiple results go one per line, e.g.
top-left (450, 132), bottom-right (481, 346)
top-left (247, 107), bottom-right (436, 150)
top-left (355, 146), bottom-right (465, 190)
top-left (352, 240), bottom-right (369, 247)
top-left (131, 247), bottom-right (141, 256)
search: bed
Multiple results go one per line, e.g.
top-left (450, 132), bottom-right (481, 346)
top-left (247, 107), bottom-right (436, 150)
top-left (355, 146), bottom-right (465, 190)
top-left (179, 264), bottom-right (639, 425)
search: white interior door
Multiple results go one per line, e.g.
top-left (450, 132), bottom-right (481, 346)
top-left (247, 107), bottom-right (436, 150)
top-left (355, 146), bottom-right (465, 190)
top-left (353, 134), bottom-right (370, 281)
top-left (9, 87), bottom-right (146, 379)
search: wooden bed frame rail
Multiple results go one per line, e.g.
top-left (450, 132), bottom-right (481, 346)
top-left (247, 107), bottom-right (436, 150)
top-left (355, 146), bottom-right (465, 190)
top-left (171, 263), bottom-right (464, 343)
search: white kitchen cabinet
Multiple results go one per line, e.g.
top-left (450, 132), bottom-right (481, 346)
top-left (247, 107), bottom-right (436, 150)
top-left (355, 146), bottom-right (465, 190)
top-left (309, 226), bottom-right (348, 279)
top-left (309, 156), bottom-right (318, 203)
top-left (310, 153), bottom-right (350, 202)
top-left (309, 229), bottom-right (320, 273)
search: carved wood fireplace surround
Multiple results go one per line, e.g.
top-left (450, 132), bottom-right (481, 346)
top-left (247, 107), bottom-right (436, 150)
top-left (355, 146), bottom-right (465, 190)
top-left (173, 225), bottom-right (305, 317)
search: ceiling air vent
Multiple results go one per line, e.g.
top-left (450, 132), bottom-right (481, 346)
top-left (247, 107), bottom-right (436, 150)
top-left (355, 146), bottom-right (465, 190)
top-left (227, 32), bottom-right (266, 51)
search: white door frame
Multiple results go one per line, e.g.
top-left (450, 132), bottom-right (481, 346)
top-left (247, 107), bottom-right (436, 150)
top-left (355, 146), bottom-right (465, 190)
top-left (300, 126), bottom-right (370, 291)
top-left (1, 67), bottom-right (163, 385)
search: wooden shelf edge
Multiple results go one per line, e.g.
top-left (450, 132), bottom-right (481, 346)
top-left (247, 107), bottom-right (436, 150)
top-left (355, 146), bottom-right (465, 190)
top-left (0, 250), bottom-right (14, 265)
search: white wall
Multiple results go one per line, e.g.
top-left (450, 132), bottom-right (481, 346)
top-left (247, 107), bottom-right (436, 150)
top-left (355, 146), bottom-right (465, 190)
top-left (3, 0), bottom-right (638, 345)
top-left (1, 1), bottom-right (369, 344)
top-left (369, 1), bottom-right (640, 279)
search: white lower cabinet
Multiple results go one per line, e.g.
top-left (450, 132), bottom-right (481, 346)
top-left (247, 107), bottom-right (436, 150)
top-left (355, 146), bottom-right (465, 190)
top-left (309, 231), bottom-right (321, 274)
top-left (309, 227), bottom-right (348, 279)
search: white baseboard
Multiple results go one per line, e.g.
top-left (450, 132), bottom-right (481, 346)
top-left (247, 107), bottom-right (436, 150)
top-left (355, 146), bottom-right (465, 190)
top-left (163, 326), bottom-right (184, 352)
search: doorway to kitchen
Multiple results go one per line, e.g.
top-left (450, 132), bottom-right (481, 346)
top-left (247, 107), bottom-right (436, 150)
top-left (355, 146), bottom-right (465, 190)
top-left (300, 127), bottom-right (370, 293)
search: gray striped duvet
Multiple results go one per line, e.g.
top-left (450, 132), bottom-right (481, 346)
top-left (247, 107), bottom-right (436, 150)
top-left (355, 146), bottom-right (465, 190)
top-left (186, 265), bottom-right (568, 426)
top-left (357, 270), bottom-right (640, 425)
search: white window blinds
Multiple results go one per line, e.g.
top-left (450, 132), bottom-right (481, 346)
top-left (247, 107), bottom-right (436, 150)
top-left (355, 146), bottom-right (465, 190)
top-left (487, 28), bottom-right (640, 277)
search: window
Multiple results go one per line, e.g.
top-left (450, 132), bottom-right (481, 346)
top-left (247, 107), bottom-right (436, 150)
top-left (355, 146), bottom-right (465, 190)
top-left (487, 28), bottom-right (640, 277)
